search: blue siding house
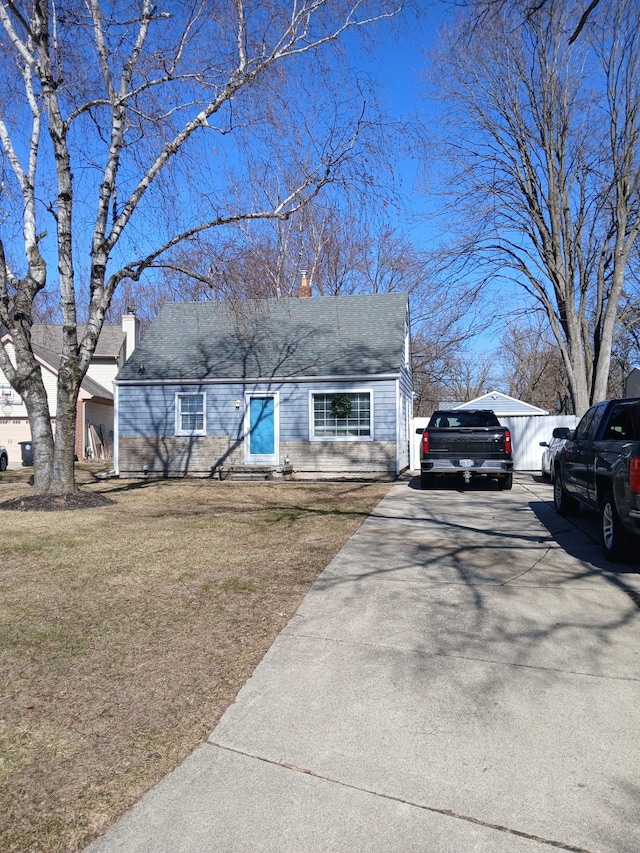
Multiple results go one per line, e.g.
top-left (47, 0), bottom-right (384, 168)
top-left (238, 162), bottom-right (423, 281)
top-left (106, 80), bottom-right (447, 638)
top-left (114, 293), bottom-right (413, 479)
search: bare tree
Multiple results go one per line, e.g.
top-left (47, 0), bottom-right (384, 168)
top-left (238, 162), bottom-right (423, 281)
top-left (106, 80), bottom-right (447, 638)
top-left (411, 278), bottom-right (489, 415)
top-left (433, 352), bottom-right (494, 407)
top-left (426, 0), bottom-right (640, 416)
top-left (0, 0), bottom-right (401, 495)
top-left (498, 319), bottom-right (568, 412)
top-left (412, 337), bottom-right (492, 415)
top-left (119, 196), bottom-right (442, 306)
top-left (465, 0), bottom-right (602, 43)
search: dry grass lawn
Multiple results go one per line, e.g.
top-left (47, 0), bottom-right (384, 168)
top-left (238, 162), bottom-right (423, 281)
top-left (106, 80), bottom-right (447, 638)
top-left (0, 467), bottom-right (391, 852)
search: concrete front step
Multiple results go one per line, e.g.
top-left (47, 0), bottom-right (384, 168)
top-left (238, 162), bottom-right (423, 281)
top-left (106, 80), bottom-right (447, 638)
top-left (214, 466), bottom-right (293, 481)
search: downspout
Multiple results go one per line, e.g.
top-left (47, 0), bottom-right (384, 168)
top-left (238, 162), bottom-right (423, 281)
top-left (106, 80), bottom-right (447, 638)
top-left (112, 381), bottom-right (119, 475)
top-left (78, 398), bottom-right (86, 461)
top-left (396, 378), bottom-right (401, 476)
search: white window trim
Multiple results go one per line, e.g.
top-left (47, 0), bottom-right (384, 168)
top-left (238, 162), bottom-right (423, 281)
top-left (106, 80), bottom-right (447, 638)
top-left (175, 391), bottom-right (206, 436)
top-left (308, 389), bottom-right (374, 442)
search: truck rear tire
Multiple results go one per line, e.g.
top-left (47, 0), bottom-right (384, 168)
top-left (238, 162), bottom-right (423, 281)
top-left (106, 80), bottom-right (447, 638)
top-left (601, 491), bottom-right (633, 562)
top-left (553, 473), bottom-right (579, 516)
top-left (498, 473), bottom-right (513, 490)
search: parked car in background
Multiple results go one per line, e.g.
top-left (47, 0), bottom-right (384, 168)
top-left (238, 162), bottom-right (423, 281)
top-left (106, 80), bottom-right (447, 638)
top-left (0, 444), bottom-right (8, 471)
top-left (540, 428), bottom-right (569, 481)
top-left (553, 398), bottom-right (640, 561)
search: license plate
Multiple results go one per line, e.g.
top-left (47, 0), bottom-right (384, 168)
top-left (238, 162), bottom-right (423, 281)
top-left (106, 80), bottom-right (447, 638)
top-left (459, 459), bottom-right (474, 467)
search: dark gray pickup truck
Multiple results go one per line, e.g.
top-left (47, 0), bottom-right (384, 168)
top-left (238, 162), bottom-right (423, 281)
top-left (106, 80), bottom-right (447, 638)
top-left (417, 409), bottom-right (513, 490)
top-left (553, 397), bottom-right (640, 561)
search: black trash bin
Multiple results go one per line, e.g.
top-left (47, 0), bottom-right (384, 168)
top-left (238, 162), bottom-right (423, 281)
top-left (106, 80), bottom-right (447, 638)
top-left (19, 441), bottom-right (33, 466)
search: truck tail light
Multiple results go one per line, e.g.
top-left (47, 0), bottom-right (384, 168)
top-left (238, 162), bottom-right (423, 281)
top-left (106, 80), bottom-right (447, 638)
top-left (630, 456), bottom-right (640, 494)
top-left (504, 429), bottom-right (512, 454)
top-left (421, 431), bottom-right (430, 454)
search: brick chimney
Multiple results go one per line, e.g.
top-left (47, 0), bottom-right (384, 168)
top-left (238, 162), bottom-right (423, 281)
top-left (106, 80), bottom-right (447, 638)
top-left (297, 270), bottom-right (312, 298)
top-left (122, 308), bottom-right (140, 360)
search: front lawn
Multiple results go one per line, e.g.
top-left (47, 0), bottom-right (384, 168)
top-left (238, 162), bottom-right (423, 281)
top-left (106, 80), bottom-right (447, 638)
top-left (0, 469), bottom-right (390, 852)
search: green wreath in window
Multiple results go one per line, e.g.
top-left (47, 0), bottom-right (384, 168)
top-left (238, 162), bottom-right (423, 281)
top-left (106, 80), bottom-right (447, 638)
top-left (330, 393), bottom-right (352, 419)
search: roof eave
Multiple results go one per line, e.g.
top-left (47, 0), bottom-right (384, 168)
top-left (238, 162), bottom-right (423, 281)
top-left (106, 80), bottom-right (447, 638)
top-left (115, 371), bottom-right (401, 386)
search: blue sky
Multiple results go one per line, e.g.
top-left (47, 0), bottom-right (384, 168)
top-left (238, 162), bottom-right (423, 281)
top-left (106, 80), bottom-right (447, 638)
top-left (349, 3), bottom-right (452, 234)
top-left (343, 3), bottom-right (527, 356)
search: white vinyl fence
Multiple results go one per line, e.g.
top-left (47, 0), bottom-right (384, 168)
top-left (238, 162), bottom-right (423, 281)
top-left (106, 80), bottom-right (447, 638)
top-left (410, 414), bottom-right (579, 473)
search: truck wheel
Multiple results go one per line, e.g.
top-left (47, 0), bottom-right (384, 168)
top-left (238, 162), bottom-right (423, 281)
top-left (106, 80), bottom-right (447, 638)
top-left (498, 473), bottom-right (513, 490)
top-left (601, 491), bottom-right (633, 562)
top-left (553, 474), bottom-right (579, 516)
top-left (420, 472), bottom-right (434, 489)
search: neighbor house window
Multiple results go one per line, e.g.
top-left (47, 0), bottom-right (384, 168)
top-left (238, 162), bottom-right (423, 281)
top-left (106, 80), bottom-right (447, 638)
top-left (311, 392), bottom-right (372, 439)
top-left (0, 384), bottom-right (20, 403)
top-left (176, 393), bottom-right (205, 435)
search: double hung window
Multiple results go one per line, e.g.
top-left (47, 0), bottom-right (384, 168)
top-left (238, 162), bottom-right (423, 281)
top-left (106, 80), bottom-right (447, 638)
top-left (176, 393), bottom-right (205, 435)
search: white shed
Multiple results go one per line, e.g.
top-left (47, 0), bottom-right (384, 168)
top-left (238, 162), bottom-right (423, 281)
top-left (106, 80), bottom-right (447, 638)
top-left (444, 390), bottom-right (548, 417)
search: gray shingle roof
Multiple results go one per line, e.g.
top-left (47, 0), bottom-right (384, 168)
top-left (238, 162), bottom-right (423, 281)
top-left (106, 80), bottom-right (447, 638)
top-left (117, 294), bottom-right (409, 382)
top-left (444, 391), bottom-right (548, 416)
top-left (31, 324), bottom-right (125, 366)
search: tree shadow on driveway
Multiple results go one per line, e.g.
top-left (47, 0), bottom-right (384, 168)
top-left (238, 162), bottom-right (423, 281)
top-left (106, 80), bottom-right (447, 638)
top-left (529, 495), bottom-right (640, 606)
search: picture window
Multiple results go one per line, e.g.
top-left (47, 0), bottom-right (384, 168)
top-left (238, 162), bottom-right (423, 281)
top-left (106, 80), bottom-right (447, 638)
top-left (312, 392), bottom-right (371, 439)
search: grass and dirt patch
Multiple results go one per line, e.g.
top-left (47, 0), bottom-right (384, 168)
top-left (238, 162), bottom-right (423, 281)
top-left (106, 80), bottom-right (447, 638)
top-left (0, 467), bottom-right (391, 852)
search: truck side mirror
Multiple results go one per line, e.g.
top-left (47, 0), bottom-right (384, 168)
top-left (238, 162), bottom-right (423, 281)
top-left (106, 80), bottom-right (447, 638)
top-left (552, 427), bottom-right (570, 439)
top-left (415, 427), bottom-right (424, 434)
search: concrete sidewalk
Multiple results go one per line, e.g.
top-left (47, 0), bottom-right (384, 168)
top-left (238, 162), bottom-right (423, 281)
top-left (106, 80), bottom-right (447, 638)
top-left (87, 475), bottom-right (640, 853)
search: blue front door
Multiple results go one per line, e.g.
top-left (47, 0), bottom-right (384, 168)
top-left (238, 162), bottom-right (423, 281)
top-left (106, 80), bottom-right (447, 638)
top-left (246, 395), bottom-right (278, 463)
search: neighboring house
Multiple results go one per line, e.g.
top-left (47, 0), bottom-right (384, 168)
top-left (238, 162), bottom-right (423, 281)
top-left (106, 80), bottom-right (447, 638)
top-left (114, 292), bottom-right (413, 479)
top-left (0, 313), bottom-right (139, 463)
top-left (625, 368), bottom-right (640, 398)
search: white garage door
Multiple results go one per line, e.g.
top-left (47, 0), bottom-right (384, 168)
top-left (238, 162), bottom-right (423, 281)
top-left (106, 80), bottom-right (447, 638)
top-left (0, 417), bottom-right (32, 467)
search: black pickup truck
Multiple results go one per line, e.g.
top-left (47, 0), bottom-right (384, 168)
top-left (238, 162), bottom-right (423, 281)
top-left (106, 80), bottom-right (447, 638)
top-left (553, 397), bottom-right (640, 561)
top-left (417, 409), bottom-right (513, 490)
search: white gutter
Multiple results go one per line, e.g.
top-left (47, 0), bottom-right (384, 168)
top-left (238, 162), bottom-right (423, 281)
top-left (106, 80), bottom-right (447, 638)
top-left (114, 372), bottom-right (401, 386)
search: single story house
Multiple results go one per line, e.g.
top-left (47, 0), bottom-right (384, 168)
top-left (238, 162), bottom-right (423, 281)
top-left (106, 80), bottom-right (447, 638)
top-left (114, 292), bottom-right (413, 479)
top-left (0, 313), bottom-right (139, 463)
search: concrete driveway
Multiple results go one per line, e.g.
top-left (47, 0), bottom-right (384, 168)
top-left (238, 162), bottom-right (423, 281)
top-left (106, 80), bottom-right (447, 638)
top-left (88, 474), bottom-right (640, 853)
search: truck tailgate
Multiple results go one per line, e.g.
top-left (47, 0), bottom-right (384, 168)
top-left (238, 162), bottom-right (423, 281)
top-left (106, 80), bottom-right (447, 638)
top-left (427, 429), bottom-right (508, 457)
